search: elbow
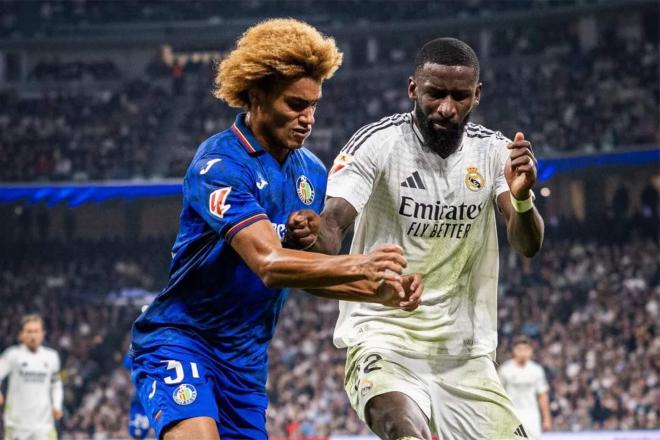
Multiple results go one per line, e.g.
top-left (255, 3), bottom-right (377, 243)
top-left (257, 258), bottom-right (285, 289)
top-left (518, 241), bottom-right (542, 258)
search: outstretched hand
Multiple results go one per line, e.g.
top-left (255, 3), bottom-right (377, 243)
top-left (504, 132), bottom-right (537, 200)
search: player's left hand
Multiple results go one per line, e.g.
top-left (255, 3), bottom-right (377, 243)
top-left (52, 408), bottom-right (63, 420)
top-left (376, 272), bottom-right (423, 311)
top-left (504, 132), bottom-right (537, 200)
top-left (284, 210), bottom-right (320, 250)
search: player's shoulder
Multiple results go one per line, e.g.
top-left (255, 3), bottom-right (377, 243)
top-left (341, 112), bottom-right (412, 155)
top-left (194, 128), bottom-right (247, 164)
top-left (465, 122), bottom-right (510, 146)
top-left (499, 358), bottom-right (514, 369)
top-left (186, 129), bottom-right (253, 179)
top-left (40, 345), bottom-right (60, 359)
top-left (296, 147), bottom-right (327, 174)
top-left (0, 345), bottom-right (21, 358)
top-left (529, 360), bottom-right (545, 373)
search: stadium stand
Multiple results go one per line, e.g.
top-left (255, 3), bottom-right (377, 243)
top-left (0, 207), bottom-right (656, 438)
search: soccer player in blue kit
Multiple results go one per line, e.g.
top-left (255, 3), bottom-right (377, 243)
top-left (130, 19), bottom-right (423, 440)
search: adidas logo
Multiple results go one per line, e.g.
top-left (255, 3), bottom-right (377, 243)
top-left (513, 424), bottom-right (529, 438)
top-left (401, 171), bottom-right (426, 190)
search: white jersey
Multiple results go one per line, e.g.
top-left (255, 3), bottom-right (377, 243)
top-left (499, 359), bottom-right (549, 438)
top-left (327, 113), bottom-right (511, 358)
top-left (0, 345), bottom-right (63, 432)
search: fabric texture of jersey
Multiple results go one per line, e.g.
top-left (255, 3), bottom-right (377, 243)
top-left (327, 112), bottom-right (511, 358)
top-left (0, 345), bottom-right (62, 433)
top-left (499, 359), bottom-right (549, 439)
top-left (130, 113), bottom-right (326, 436)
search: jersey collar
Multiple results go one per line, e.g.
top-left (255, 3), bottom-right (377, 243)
top-left (231, 113), bottom-right (265, 156)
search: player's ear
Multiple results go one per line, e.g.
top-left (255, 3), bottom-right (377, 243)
top-left (408, 76), bottom-right (417, 100)
top-left (474, 82), bottom-right (482, 106)
top-left (247, 88), bottom-right (263, 110)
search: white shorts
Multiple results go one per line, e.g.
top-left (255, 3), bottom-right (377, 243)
top-left (345, 347), bottom-right (527, 440)
top-left (3, 427), bottom-right (57, 440)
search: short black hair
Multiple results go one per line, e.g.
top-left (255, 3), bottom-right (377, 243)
top-left (414, 37), bottom-right (480, 80)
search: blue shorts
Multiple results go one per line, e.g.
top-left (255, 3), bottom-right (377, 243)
top-left (128, 395), bottom-right (151, 439)
top-left (131, 341), bottom-right (268, 439)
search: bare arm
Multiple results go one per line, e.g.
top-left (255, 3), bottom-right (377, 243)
top-left (498, 132), bottom-right (544, 257)
top-left (295, 197), bottom-right (358, 255)
top-left (231, 219), bottom-right (405, 289)
top-left (498, 192), bottom-right (544, 257)
top-left (305, 273), bottom-right (423, 311)
top-left (538, 391), bottom-right (551, 431)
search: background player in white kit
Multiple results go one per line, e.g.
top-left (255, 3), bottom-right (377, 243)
top-left (499, 336), bottom-right (552, 440)
top-left (0, 315), bottom-right (62, 440)
top-left (288, 37), bottom-right (544, 439)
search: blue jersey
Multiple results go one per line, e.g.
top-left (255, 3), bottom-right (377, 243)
top-left (131, 113), bottom-right (327, 387)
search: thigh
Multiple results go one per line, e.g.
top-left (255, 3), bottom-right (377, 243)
top-left (344, 348), bottom-right (432, 428)
top-left (428, 356), bottom-right (525, 440)
top-left (131, 347), bottom-right (221, 439)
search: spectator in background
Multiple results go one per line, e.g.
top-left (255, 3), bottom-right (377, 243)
top-left (499, 336), bottom-right (552, 440)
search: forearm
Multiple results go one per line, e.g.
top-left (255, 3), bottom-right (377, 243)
top-left (259, 247), bottom-right (368, 288)
top-left (507, 206), bottom-right (544, 257)
top-left (304, 279), bottom-right (381, 302)
top-left (51, 378), bottom-right (63, 411)
top-left (539, 392), bottom-right (551, 421)
top-left (539, 393), bottom-right (550, 421)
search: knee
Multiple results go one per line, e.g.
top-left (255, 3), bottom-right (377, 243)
top-left (366, 399), bottom-right (431, 440)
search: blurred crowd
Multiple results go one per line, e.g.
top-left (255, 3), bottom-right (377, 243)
top-left (0, 80), bottom-right (171, 181)
top-left (1, 0), bottom-right (612, 37)
top-left (0, 3), bottom-right (657, 182)
top-left (0, 207), bottom-right (657, 438)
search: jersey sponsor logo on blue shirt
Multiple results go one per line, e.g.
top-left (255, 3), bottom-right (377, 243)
top-left (209, 187), bottom-right (232, 218)
top-left (200, 158), bottom-right (222, 175)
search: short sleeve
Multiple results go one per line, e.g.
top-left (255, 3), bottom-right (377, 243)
top-left (492, 133), bottom-right (511, 200)
top-left (535, 365), bottom-right (550, 394)
top-left (186, 155), bottom-right (269, 242)
top-left (0, 349), bottom-right (12, 381)
top-left (326, 132), bottom-right (386, 213)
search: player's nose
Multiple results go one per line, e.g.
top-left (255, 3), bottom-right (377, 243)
top-left (437, 97), bottom-right (457, 119)
top-left (299, 107), bottom-right (315, 127)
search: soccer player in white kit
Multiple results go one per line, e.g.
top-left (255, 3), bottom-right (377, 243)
top-left (499, 336), bottom-right (552, 440)
top-left (288, 38), bottom-right (544, 439)
top-left (0, 315), bottom-right (63, 440)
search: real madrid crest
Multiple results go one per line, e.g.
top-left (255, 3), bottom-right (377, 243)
top-left (296, 175), bottom-right (315, 205)
top-left (465, 166), bottom-right (485, 191)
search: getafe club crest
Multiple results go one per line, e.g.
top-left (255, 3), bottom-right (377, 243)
top-left (172, 384), bottom-right (197, 405)
top-left (465, 166), bottom-right (485, 192)
top-left (296, 175), bottom-right (315, 205)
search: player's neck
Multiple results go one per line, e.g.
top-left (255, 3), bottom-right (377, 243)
top-left (23, 344), bottom-right (39, 353)
top-left (245, 113), bottom-right (290, 164)
top-left (515, 359), bottom-right (527, 367)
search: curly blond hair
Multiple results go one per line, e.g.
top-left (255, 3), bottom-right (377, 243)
top-left (214, 18), bottom-right (343, 108)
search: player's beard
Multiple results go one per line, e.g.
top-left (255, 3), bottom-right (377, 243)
top-left (414, 104), bottom-right (470, 158)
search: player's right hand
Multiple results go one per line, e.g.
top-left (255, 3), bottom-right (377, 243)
top-left (377, 272), bottom-right (423, 310)
top-left (284, 209), bottom-right (320, 250)
top-left (362, 244), bottom-right (407, 283)
top-left (0, 392), bottom-right (3, 406)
